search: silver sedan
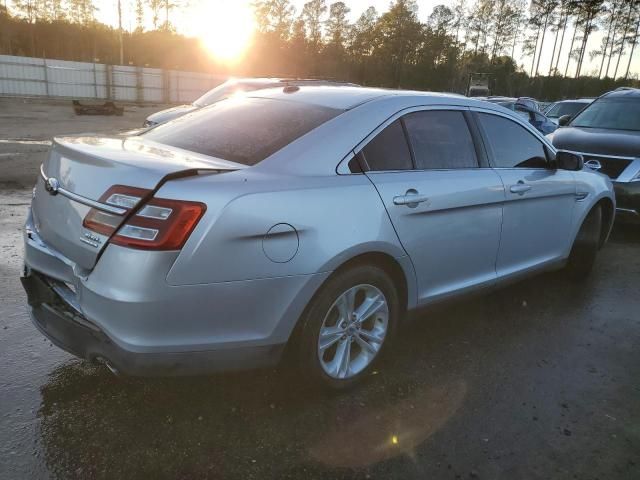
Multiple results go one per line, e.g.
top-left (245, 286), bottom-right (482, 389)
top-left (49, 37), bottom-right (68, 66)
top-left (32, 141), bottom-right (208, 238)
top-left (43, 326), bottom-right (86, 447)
top-left (22, 86), bottom-right (615, 389)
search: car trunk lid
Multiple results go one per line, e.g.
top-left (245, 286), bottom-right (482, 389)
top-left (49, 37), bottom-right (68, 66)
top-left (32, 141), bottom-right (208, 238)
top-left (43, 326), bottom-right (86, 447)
top-left (32, 136), bottom-right (244, 271)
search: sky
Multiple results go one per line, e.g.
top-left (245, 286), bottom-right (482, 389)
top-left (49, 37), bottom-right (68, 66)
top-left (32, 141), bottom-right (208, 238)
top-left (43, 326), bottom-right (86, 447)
top-left (89, 0), bottom-right (638, 78)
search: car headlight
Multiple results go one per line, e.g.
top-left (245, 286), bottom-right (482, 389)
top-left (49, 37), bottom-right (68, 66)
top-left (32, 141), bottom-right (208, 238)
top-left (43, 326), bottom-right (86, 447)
top-left (143, 120), bottom-right (158, 128)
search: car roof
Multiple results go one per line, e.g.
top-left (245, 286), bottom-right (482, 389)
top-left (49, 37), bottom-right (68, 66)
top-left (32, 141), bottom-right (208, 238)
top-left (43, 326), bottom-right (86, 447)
top-left (602, 87), bottom-right (640, 99)
top-left (245, 85), bottom-right (480, 110)
top-left (230, 77), bottom-right (357, 87)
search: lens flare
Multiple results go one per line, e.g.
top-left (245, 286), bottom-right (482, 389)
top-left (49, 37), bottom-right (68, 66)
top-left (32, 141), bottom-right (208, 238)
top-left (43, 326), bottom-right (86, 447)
top-left (193, 1), bottom-right (255, 64)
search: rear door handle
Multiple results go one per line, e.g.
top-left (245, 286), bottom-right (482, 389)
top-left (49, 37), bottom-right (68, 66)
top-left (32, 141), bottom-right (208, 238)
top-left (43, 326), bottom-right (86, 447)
top-left (510, 183), bottom-right (532, 195)
top-left (393, 189), bottom-right (430, 207)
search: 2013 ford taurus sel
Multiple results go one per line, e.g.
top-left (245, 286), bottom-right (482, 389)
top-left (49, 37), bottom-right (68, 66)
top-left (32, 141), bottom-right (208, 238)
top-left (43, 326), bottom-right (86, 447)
top-left (22, 87), bottom-right (615, 389)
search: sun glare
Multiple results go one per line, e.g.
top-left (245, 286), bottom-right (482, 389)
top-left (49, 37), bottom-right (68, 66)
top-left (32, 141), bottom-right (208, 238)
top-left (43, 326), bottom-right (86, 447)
top-left (195, 1), bottom-right (255, 64)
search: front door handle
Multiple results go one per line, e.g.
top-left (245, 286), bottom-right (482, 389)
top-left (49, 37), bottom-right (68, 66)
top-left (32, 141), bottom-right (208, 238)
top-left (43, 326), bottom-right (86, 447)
top-left (393, 189), bottom-right (430, 208)
top-left (510, 182), bottom-right (532, 195)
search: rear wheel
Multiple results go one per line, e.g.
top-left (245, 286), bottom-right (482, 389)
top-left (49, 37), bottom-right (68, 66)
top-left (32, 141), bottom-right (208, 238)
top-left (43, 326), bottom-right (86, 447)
top-left (297, 264), bottom-right (399, 390)
top-left (566, 205), bottom-right (602, 278)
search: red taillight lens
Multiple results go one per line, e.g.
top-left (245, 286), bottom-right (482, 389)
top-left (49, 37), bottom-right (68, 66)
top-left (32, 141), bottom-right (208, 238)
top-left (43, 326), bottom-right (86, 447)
top-left (83, 185), bottom-right (151, 236)
top-left (111, 197), bottom-right (206, 250)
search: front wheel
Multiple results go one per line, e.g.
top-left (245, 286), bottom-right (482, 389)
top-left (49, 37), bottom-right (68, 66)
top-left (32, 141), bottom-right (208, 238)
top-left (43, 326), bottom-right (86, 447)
top-left (297, 264), bottom-right (400, 390)
top-left (566, 205), bottom-right (602, 278)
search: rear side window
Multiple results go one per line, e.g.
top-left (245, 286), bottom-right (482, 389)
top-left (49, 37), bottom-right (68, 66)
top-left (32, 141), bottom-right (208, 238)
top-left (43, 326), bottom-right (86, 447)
top-left (403, 110), bottom-right (478, 169)
top-left (478, 113), bottom-right (548, 168)
top-left (142, 97), bottom-right (341, 166)
top-left (362, 120), bottom-right (413, 171)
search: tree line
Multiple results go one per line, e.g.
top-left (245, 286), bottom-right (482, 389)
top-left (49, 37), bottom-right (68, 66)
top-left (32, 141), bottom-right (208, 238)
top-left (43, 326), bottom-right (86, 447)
top-left (1, 0), bottom-right (639, 100)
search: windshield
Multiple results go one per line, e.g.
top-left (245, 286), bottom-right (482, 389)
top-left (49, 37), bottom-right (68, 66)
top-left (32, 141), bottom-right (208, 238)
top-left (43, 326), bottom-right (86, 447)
top-left (193, 81), bottom-right (269, 107)
top-left (142, 97), bottom-right (341, 165)
top-left (546, 102), bottom-right (588, 118)
top-left (570, 98), bottom-right (640, 131)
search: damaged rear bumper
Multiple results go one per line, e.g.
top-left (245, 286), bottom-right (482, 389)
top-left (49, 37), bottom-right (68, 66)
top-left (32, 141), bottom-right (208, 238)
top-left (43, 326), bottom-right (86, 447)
top-left (21, 270), bottom-right (285, 376)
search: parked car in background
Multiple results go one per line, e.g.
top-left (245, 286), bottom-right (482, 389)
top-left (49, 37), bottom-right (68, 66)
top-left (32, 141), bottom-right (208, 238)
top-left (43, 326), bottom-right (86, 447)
top-left (543, 99), bottom-right (592, 125)
top-left (23, 87), bottom-right (614, 389)
top-left (549, 87), bottom-right (640, 224)
top-left (538, 101), bottom-right (553, 112)
top-left (482, 97), bottom-right (557, 135)
top-left (484, 96), bottom-right (540, 111)
top-left (143, 78), bottom-right (359, 127)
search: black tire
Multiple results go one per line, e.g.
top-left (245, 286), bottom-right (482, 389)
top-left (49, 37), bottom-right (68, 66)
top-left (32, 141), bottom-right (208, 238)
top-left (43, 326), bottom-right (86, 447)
top-left (296, 264), bottom-right (400, 390)
top-left (566, 205), bottom-right (602, 278)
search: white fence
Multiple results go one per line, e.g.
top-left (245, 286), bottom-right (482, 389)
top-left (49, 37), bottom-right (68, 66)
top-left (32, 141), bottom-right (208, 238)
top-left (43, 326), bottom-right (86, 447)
top-left (0, 55), bottom-right (227, 104)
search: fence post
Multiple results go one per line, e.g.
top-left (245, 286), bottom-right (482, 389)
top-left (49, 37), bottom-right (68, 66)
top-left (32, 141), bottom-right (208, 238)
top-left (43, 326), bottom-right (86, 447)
top-left (42, 57), bottom-right (49, 97)
top-left (136, 65), bottom-right (143, 104)
top-left (106, 64), bottom-right (113, 100)
top-left (176, 72), bottom-right (180, 103)
top-left (163, 69), bottom-right (170, 104)
top-left (92, 62), bottom-right (98, 99)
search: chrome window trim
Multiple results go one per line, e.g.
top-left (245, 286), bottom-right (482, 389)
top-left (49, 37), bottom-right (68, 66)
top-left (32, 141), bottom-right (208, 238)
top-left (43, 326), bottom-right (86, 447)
top-left (39, 165), bottom-right (128, 215)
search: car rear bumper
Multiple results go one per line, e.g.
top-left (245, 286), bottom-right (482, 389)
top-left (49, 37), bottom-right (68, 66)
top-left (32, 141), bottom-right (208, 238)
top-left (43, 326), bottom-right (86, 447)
top-left (22, 209), bottom-right (329, 376)
top-left (613, 181), bottom-right (640, 224)
top-left (21, 271), bottom-right (286, 376)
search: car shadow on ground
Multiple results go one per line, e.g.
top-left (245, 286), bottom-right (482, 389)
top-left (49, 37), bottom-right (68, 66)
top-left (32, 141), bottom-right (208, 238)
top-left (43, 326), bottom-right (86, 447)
top-left (36, 226), bottom-right (639, 479)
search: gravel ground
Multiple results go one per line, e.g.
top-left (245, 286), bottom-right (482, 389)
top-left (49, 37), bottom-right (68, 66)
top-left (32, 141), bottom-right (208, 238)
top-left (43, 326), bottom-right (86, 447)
top-left (0, 98), bottom-right (639, 480)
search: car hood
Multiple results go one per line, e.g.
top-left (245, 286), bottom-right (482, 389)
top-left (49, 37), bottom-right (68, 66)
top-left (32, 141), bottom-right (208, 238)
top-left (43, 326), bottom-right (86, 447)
top-left (146, 104), bottom-right (200, 124)
top-left (552, 126), bottom-right (640, 157)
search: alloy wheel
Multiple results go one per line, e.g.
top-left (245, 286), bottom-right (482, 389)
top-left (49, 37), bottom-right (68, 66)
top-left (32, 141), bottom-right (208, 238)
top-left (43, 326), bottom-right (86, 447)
top-left (317, 284), bottom-right (389, 380)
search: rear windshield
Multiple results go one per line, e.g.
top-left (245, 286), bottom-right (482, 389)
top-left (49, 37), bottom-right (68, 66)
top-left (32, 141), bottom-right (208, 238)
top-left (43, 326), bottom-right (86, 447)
top-left (142, 97), bottom-right (341, 165)
top-left (570, 98), bottom-right (640, 131)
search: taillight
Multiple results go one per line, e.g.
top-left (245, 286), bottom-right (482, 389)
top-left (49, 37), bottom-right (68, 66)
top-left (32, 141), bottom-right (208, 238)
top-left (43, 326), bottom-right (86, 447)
top-left (111, 197), bottom-right (206, 250)
top-left (83, 185), bottom-right (206, 251)
top-left (83, 185), bottom-right (151, 236)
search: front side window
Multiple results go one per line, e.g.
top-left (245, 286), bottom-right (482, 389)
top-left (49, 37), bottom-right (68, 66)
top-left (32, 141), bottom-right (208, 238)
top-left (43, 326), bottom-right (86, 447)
top-left (570, 98), bottom-right (640, 131)
top-left (361, 119), bottom-right (413, 171)
top-left (142, 97), bottom-right (341, 166)
top-left (478, 113), bottom-right (548, 168)
top-left (403, 110), bottom-right (478, 169)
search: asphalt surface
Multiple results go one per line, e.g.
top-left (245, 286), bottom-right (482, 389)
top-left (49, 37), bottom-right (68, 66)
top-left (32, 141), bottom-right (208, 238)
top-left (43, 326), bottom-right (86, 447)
top-left (1, 99), bottom-right (639, 479)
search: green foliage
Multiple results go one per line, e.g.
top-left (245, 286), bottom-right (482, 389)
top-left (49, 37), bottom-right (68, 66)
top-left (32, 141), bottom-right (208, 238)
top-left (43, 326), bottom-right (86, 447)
top-left (1, 0), bottom-right (639, 99)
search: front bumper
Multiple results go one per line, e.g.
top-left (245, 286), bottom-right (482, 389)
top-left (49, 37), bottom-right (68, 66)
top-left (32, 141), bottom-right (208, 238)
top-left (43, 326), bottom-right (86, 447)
top-left (613, 181), bottom-right (640, 224)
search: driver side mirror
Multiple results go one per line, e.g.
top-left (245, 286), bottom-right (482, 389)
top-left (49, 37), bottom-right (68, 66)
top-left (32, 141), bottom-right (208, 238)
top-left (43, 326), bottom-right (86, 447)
top-left (555, 150), bottom-right (583, 171)
top-left (558, 114), bottom-right (572, 126)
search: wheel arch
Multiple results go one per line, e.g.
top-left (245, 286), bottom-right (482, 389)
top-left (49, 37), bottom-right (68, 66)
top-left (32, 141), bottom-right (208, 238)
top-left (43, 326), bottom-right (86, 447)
top-left (281, 249), bottom-right (416, 360)
top-left (594, 196), bottom-right (615, 248)
top-left (328, 251), bottom-right (412, 316)
top-left (571, 193), bottom-right (615, 252)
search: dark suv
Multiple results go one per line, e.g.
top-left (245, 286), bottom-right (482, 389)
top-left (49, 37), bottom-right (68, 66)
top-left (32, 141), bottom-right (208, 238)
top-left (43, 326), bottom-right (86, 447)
top-left (550, 87), bottom-right (640, 224)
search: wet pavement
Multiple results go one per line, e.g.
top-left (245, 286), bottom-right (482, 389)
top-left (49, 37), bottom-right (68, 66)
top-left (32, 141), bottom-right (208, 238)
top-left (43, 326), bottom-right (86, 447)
top-left (1, 99), bottom-right (639, 479)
